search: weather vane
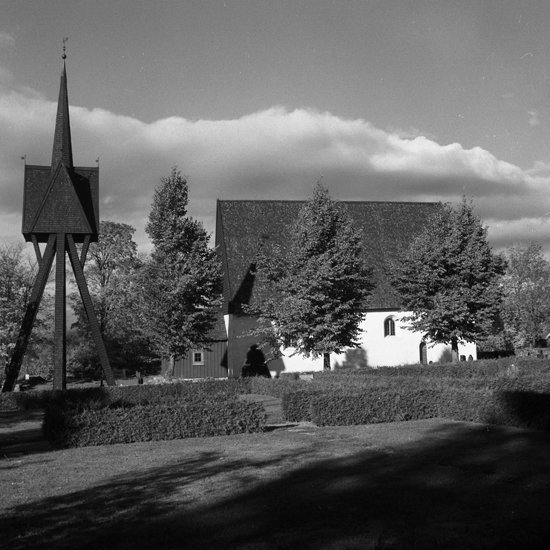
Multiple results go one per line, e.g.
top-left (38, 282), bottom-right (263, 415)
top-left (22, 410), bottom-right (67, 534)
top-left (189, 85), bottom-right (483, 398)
top-left (62, 37), bottom-right (68, 59)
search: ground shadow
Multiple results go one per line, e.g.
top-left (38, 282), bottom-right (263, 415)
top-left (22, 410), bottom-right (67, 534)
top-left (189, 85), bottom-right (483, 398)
top-left (1, 421), bottom-right (550, 549)
top-left (0, 410), bottom-right (53, 458)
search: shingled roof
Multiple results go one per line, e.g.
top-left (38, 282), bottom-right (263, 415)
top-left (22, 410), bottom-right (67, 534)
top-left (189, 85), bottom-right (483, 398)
top-left (215, 199), bottom-right (442, 311)
top-left (21, 59), bottom-right (99, 243)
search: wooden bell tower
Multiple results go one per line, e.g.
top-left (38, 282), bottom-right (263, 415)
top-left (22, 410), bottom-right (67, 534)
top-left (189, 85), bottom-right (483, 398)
top-left (2, 42), bottom-right (115, 391)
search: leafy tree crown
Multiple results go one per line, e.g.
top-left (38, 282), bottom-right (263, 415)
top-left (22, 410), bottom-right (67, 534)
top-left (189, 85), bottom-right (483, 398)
top-left (250, 183), bottom-right (374, 359)
top-left (390, 196), bottom-right (505, 349)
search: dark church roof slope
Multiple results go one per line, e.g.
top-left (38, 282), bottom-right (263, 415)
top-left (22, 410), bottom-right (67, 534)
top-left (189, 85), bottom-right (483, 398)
top-left (215, 199), bottom-right (442, 311)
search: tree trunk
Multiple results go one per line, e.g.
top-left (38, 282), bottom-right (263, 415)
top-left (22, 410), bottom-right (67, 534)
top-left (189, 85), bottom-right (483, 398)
top-left (323, 352), bottom-right (331, 371)
top-left (168, 354), bottom-right (175, 377)
top-left (451, 336), bottom-right (459, 363)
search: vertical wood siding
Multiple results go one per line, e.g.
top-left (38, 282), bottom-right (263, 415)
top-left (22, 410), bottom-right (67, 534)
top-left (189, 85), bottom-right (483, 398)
top-left (163, 342), bottom-right (228, 379)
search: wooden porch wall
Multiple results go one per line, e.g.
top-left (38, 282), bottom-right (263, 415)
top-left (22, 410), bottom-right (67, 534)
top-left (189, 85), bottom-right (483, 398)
top-left (162, 342), bottom-right (228, 379)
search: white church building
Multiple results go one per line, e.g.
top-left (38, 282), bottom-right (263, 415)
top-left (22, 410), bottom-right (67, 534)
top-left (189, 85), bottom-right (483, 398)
top-left (214, 199), bottom-right (476, 378)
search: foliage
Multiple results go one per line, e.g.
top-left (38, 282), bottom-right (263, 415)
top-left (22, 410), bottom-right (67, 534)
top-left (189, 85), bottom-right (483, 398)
top-left (310, 388), bottom-right (448, 426)
top-left (0, 244), bottom-right (53, 383)
top-left (278, 368), bottom-right (550, 430)
top-left (390, 197), bottom-right (506, 360)
top-left (500, 241), bottom-right (550, 349)
top-left (0, 378), bottom-right (252, 411)
top-left (32, 380), bottom-right (263, 448)
top-left (141, 168), bottom-right (222, 369)
top-left (282, 389), bottom-right (324, 422)
top-left (69, 221), bottom-right (155, 378)
top-left (307, 382), bottom-right (550, 430)
top-left (43, 398), bottom-right (266, 448)
top-left (249, 376), bottom-right (307, 398)
top-left (249, 183), bottom-right (374, 369)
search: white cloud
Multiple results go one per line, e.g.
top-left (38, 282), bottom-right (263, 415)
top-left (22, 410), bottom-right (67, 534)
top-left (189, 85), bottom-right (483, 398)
top-left (2, 88), bottom-right (550, 255)
top-left (0, 31), bottom-right (15, 49)
top-left (528, 110), bottom-right (541, 127)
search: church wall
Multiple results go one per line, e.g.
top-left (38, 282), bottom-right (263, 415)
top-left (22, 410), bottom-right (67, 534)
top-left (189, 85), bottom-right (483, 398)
top-left (349, 310), bottom-right (477, 367)
top-left (225, 310), bottom-right (478, 377)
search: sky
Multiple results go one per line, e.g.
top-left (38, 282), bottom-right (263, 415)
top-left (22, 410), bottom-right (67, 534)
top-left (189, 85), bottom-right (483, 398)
top-left (2, 0), bottom-right (550, 254)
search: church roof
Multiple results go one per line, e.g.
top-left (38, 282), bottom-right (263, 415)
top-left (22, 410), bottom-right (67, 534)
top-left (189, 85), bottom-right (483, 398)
top-left (215, 199), bottom-right (442, 312)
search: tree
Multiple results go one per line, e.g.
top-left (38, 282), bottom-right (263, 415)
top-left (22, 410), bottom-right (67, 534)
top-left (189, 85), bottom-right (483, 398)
top-left (389, 197), bottom-right (505, 361)
top-left (69, 221), bottom-right (154, 378)
top-left (1, 244), bottom-right (53, 382)
top-left (142, 167), bottom-right (222, 373)
top-left (249, 183), bottom-right (374, 370)
top-left (501, 241), bottom-right (550, 349)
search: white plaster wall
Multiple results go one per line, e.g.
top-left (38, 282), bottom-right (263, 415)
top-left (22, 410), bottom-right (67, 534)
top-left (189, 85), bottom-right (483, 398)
top-left (225, 311), bottom-right (477, 377)
top-left (341, 311), bottom-right (477, 367)
top-left (273, 348), bottom-right (325, 374)
top-left (225, 314), bottom-right (324, 376)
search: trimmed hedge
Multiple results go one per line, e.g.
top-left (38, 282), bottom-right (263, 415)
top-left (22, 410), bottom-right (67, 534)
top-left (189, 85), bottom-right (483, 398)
top-left (282, 390), bottom-right (325, 422)
top-left (43, 398), bottom-right (266, 448)
top-left (312, 357), bottom-right (550, 380)
top-left (0, 379), bottom-right (252, 411)
top-left (281, 372), bottom-right (550, 430)
top-left (305, 385), bottom-right (550, 431)
top-left (249, 377), bottom-right (308, 398)
top-left (309, 388), bottom-right (490, 426)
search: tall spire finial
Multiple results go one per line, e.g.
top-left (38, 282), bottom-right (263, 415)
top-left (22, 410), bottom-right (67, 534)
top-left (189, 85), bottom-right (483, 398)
top-left (51, 42), bottom-right (73, 172)
top-left (62, 37), bottom-right (68, 60)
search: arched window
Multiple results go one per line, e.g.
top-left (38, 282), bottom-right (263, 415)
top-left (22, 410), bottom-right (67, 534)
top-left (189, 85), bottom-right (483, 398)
top-left (384, 317), bottom-right (395, 337)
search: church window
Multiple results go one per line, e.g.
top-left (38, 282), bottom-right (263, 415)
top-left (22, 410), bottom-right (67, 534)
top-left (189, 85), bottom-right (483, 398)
top-left (192, 350), bottom-right (205, 365)
top-left (384, 317), bottom-right (396, 337)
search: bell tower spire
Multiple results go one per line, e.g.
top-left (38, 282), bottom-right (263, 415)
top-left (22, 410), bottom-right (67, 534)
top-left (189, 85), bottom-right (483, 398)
top-left (51, 38), bottom-right (73, 172)
top-left (2, 42), bottom-right (114, 393)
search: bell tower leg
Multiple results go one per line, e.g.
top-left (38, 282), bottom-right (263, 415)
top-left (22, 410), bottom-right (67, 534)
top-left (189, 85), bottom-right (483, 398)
top-left (1, 234), bottom-right (57, 393)
top-left (66, 234), bottom-right (115, 386)
top-left (53, 232), bottom-right (67, 390)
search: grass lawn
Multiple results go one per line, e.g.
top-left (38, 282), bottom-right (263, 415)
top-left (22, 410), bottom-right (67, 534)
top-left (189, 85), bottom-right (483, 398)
top-left (2, 413), bottom-right (550, 550)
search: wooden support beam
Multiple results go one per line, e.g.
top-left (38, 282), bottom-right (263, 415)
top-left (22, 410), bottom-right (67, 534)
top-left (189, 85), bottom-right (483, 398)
top-left (53, 233), bottom-right (66, 390)
top-left (66, 234), bottom-right (115, 386)
top-left (80, 234), bottom-right (91, 267)
top-left (2, 234), bottom-right (56, 392)
top-left (31, 235), bottom-right (42, 264)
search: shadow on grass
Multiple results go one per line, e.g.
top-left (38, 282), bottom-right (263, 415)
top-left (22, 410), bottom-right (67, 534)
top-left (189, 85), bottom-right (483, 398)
top-left (1, 421), bottom-right (550, 549)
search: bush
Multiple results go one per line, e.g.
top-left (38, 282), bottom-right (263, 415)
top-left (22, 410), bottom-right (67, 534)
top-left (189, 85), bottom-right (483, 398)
top-left (312, 357), bottom-right (550, 380)
top-left (43, 397), bottom-right (266, 448)
top-left (281, 390), bottom-right (325, 422)
top-left (0, 379), bottom-right (252, 411)
top-left (310, 388), bottom-right (441, 426)
top-left (304, 381), bottom-right (550, 431)
top-left (0, 389), bottom-right (67, 411)
top-left (250, 377), bottom-right (307, 398)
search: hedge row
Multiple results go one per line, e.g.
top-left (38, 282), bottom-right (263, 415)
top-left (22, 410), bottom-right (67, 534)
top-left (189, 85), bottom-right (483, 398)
top-left (281, 378), bottom-right (550, 431)
top-left (307, 388), bottom-right (490, 426)
top-left (313, 357), bottom-right (550, 380)
top-left (249, 376), bottom-right (308, 398)
top-left (0, 379), bottom-right (252, 411)
top-left (43, 398), bottom-right (266, 448)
